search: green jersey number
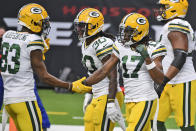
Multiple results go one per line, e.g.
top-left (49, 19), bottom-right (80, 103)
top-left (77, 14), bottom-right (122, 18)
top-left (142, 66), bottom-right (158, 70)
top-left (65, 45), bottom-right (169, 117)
top-left (1, 42), bottom-right (21, 74)
top-left (122, 55), bottom-right (144, 78)
top-left (83, 55), bottom-right (97, 74)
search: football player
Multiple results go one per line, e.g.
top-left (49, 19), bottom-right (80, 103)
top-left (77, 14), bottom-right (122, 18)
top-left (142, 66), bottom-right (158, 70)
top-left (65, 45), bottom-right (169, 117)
top-left (154, 0), bottom-right (196, 130)
top-left (0, 3), bottom-right (91, 131)
top-left (78, 13), bottom-right (167, 131)
top-left (74, 8), bottom-right (124, 131)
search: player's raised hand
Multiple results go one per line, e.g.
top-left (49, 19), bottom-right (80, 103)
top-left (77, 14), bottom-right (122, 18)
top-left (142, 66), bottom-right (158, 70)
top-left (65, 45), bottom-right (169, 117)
top-left (71, 77), bottom-right (92, 94)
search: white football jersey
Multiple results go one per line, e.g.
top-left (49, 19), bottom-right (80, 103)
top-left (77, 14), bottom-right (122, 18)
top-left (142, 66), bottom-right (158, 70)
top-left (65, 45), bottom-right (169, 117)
top-left (1, 30), bottom-right (44, 105)
top-left (159, 19), bottom-right (196, 84)
top-left (81, 36), bottom-right (121, 98)
top-left (113, 41), bottom-right (166, 103)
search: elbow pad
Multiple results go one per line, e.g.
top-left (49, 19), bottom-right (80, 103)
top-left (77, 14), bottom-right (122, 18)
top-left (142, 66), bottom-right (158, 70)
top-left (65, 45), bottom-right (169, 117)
top-left (171, 49), bottom-right (187, 70)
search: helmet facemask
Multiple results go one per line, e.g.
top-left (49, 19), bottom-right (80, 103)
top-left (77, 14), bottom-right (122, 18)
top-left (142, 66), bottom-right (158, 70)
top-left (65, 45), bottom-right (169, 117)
top-left (41, 17), bottom-right (51, 38)
top-left (74, 21), bottom-right (89, 41)
top-left (118, 24), bottom-right (139, 46)
top-left (154, 4), bottom-right (169, 21)
top-left (74, 21), bottom-right (98, 42)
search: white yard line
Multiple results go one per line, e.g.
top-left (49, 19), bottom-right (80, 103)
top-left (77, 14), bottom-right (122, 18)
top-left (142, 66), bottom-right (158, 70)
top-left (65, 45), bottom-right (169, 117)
top-left (0, 124), bottom-right (180, 131)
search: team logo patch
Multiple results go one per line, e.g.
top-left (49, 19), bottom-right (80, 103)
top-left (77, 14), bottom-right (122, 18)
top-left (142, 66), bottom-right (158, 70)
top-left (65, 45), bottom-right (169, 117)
top-left (89, 11), bottom-right (100, 18)
top-left (136, 18), bottom-right (146, 25)
top-left (30, 7), bottom-right (42, 14)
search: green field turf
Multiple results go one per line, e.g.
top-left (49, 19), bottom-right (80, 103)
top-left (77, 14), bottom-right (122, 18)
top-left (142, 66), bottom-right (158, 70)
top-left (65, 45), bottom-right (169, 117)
top-left (0, 89), bottom-right (195, 129)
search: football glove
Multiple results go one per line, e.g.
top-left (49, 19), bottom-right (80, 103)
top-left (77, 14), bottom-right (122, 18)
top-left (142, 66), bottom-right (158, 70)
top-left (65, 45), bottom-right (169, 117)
top-left (154, 76), bottom-right (170, 98)
top-left (43, 38), bottom-right (50, 60)
top-left (72, 77), bottom-right (92, 94)
top-left (83, 93), bottom-right (93, 113)
top-left (135, 44), bottom-right (149, 59)
top-left (107, 102), bottom-right (121, 123)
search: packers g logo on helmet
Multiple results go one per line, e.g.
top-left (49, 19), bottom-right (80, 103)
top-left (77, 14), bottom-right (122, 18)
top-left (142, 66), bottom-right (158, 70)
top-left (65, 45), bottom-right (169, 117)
top-left (18, 3), bottom-right (50, 35)
top-left (30, 7), bottom-right (42, 14)
top-left (74, 8), bottom-right (104, 41)
top-left (89, 11), bottom-right (100, 18)
top-left (136, 18), bottom-right (147, 25)
top-left (118, 13), bottom-right (149, 46)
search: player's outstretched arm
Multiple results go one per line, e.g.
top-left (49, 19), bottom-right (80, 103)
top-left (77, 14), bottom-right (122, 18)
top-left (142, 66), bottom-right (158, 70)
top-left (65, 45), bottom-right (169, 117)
top-left (84, 53), bottom-right (119, 86)
top-left (30, 49), bottom-right (92, 94)
top-left (31, 49), bottom-right (70, 89)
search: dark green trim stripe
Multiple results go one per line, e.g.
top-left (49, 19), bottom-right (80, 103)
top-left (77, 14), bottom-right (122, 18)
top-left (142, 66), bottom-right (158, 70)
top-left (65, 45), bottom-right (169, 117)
top-left (152, 50), bottom-right (167, 56)
top-left (101, 103), bottom-right (107, 131)
top-left (169, 23), bottom-right (189, 29)
top-left (27, 44), bottom-right (44, 48)
top-left (26, 102), bottom-right (36, 131)
top-left (106, 119), bottom-right (111, 131)
top-left (183, 83), bottom-right (186, 127)
top-left (32, 101), bottom-right (41, 131)
top-left (113, 46), bottom-right (119, 54)
top-left (33, 40), bottom-right (43, 42)
top-left (96, 45), bottom-right (112, 54)
top-left (168, 27), bottom-right (190, 34)
top-left (97, 49), bottom-right (112, 58)
top-left (156, 45), bottom-right (165, 50)
top-left (188, 81), bottom-right (191, 126)
top-left (135, 101), bottom-right (153, 131)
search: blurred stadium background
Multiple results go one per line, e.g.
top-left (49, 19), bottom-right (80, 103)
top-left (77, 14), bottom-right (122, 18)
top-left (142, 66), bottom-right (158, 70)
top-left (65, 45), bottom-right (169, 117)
top-left (0, 0), bottom-right (196, 130)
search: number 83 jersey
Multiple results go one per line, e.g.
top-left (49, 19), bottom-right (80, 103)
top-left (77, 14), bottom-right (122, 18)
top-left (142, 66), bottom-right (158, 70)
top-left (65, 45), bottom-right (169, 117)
top-left (1, 30), bottom-right (44, 105)
top-left (113, 41), bottom-right (166, 103)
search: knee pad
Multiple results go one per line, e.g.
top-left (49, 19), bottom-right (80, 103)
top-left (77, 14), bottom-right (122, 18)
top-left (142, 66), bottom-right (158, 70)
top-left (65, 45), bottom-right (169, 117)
top-left (181, 126), bottom-right (195, 131)
top-left (157, 121), bottom-right (167, 131)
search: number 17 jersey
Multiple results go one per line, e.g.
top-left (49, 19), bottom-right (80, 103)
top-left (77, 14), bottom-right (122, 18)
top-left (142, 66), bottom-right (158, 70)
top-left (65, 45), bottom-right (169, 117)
top-left (1, 30), bottom-right (44, 105)
top-left (113, 41), bottom-right (166, 103)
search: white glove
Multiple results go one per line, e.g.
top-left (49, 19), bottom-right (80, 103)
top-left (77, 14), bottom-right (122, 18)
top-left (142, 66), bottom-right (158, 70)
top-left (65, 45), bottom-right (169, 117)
top-left (107, 99), bottom-right (126, 131)
top-left (83, 93), bottom-right (92, 113)
top-left (115, 99), bottom-right (126, 131)
top-left (107, 102), bottom-right (121, 123)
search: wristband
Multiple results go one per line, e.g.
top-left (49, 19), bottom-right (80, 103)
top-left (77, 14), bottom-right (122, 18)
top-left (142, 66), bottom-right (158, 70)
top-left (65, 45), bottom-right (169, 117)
top-left (146, 61), bottom-right (156, 70)
top-left (68, 82), bottom-right (72, 91)
top-left (107, 99), bottom-right (115, 103)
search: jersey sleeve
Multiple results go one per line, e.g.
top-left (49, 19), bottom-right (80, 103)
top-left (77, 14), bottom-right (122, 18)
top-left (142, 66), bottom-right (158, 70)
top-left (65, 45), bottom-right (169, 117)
top-left (148, 41), bottom-right (167, 60)
top-left (94, 37), bottom-right (113, 61)
top-left (168, 19), bottom-right (191, 34)
top-left (26, 34), bottom-right (44, 55)
top-left (112, 41), bottom-right (120, 58)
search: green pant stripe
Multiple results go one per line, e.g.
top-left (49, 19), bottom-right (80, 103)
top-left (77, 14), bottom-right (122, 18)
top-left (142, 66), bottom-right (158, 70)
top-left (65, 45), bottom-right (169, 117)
top-left (32, 101), bottom-right (41, 131)
top-left (140, 101), bottom-right (153, 130)
top-left (26, 102), bottom-right (36, 131)
top-left (101, 103), bottom-right (107, 131)
top-left (135, 101), bottom-right (153, 131)
top-left (183, 82), bottom-right (191, 127)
